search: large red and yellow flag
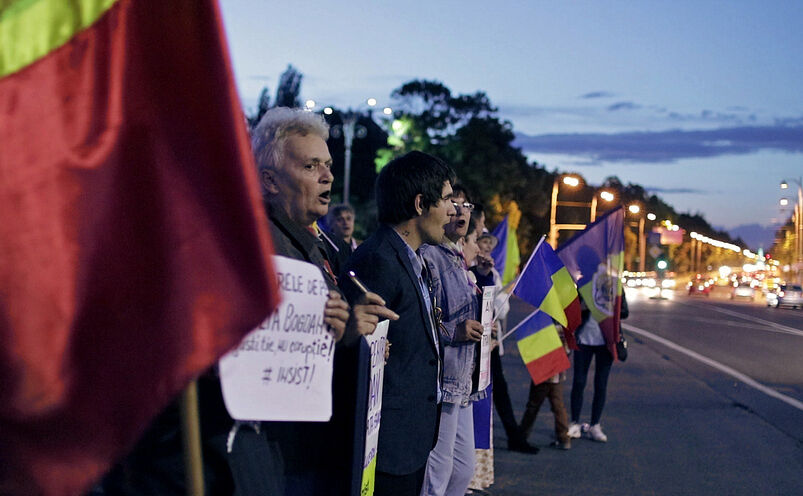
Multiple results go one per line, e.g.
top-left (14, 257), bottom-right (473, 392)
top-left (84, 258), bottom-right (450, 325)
top-left (0, 1), bottom-right (279, 494)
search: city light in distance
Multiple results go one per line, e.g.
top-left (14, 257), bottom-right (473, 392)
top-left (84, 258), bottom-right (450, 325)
top-left (366, 98), bottom-right (377, 107)
top-left (304, 99), bottom-right (315, 110)
top-left (323, 107), bottom-right (333, 115)
top-left (628, 204), bottom-right (640, 214)
top-left (599, 191), bottom-right (615, 202)
top-left (563, 176), bottom-right (580, 187)
top-left (647, 213), bottom-right (656, 221)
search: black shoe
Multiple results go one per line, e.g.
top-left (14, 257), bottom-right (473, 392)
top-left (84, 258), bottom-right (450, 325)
top-left (508, 440), bottom-right (540, 454)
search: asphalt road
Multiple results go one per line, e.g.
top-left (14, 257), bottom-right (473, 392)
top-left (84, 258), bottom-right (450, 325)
top-left (482, 287), bottom-right (803, 496)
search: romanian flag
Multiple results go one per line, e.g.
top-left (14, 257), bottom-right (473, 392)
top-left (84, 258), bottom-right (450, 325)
top-left (0, 1), bottom-right (279, 494)
top-left (513, 310), bottom-right (570, 385)
top-left (490, 214), bottom-right (520, 285)
top-left (557, 207), bottom-right (625, 357)
top-left (511, 237), bottom-right (581, 338)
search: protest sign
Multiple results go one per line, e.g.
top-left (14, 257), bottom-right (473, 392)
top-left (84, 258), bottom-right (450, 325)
top-left (360, 320), bottom-right (390, 496)
top-left (219, 256), bottom-right (334, 422)
top-left (477, 286), bottom-right (494, 392)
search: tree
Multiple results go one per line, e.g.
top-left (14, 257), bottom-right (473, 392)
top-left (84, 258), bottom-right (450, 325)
top-left (274, 64), bottom-right (303, 108)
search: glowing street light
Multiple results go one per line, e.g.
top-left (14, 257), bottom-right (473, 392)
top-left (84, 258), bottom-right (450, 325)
top-left (647, 213), bottom-right (657, 221)
top-left (600, 190), bottom-right (615, 202)
top-left (780, 198), bottom-right (789, 206)
top-left (628, 204), bottom-right (641, 214)
top-left (563, 176), bottom-right (580, 187)
top-left (323, 107), bottom-right (334, 115)
top-left (304, 99), bottom-right (316, 110)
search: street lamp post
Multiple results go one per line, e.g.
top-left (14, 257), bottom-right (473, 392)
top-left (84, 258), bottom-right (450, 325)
top-left (781, 177), bottom-right (803, 283)
top-left (319, 99), bottom-right (392, 205)
top-left (548, 175), bottom-right (614, 248)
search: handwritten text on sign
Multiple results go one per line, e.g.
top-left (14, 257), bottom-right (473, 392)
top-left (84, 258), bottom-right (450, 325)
top-left (360, 320), bottom-right (389, 496)
top-left (220, 256), bottom-right (334, 422)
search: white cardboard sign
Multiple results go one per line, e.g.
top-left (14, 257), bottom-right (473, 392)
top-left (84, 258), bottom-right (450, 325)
top-left (219, 255), bottom-right (335, 422)
top-left (360, 319), bottom-right (390, 495)
top-left (477, 286), bottom-right (494, 392)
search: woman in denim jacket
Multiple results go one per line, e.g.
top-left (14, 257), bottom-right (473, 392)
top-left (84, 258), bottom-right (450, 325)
top-left (419, 186), bottom-right (486, 496)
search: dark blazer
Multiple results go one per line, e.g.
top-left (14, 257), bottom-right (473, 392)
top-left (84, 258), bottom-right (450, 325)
top-left (341, 224), bottom-right (441, 476)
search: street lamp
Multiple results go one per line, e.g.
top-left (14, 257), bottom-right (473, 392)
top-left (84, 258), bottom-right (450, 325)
top-left (320, 98), bottom-right (392, 205)
top-left (547, 176), bottom-right (614, 247)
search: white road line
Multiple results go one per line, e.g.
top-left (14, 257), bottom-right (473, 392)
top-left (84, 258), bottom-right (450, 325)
top-left (622, 322), bottom-right (803, 412)
top-left (678, 300), bottom-right (803, 337)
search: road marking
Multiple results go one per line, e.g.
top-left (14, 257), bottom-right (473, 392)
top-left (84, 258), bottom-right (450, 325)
top-left (678, 300), bottom-right (803, 337)
top-left (622, 322), bottom-right (803, 412)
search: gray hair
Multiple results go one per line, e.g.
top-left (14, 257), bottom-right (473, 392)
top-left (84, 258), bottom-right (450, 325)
top-left (251, 107), bottom-right (329, 189)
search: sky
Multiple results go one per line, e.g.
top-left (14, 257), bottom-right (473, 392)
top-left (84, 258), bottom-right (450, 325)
top-left (219, 0), bottom-right (803, 244)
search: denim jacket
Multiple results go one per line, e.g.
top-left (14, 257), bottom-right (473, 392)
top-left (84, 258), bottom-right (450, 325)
top-left (420, 242), bottom-right (487, 405)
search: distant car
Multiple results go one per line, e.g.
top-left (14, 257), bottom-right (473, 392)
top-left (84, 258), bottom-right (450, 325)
top-left (731, 283), bottom-right (755, 300)
top-left (766, 284), bottom-right (803, 309)
top-left (687, 280), bottom-right (711, 296)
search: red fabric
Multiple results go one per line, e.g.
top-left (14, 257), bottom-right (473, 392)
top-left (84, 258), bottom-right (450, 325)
top-left (0, 1), bottom-right (278, 494)
top-left (525, 347), bottom-right (571, 386)
top-left (599, 294), bottom-right (623, 360)
top-left (563, 297), bottom-right (582, 350)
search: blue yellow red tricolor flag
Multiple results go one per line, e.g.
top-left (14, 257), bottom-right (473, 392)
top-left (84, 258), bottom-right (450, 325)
top-left (0, 1), bottom-right (279, 493)
top-left (557, 207), bottom-right (625, 357)
top-left (513, 310), bottom-right (571, 385)
top-left (490, 215), bottom-right (521, 285)
top-left (511, 236), bottom-right (581, 336)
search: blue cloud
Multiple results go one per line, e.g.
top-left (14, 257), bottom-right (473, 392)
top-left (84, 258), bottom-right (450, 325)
top-left (607, 101), bottom-right (641, 111)
top-left (580, 91), bottom-right (614, 99)
top-left (514, 124), bottom-right (803, 163)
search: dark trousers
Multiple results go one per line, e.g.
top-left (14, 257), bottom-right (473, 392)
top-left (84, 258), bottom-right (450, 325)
top-left (490, 346), bottom-right (522, 443)
top-left (520, 381), bottom-right (569, 443)
top-left (374, 466), bottom-right (426, 496)
top-left (570, 344), bottom-right (613, 425)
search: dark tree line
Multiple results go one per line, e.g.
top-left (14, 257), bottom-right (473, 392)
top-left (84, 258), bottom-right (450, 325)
top-left (246, 69), bottom-right (748, 268)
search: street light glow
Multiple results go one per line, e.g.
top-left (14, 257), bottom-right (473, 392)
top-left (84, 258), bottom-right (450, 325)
top-left (563, 176), bottom-right (580, 187)
top-left (780, 198), bottom-right (789, 206)
top-left (304, 99), bottom-right (315, 110)
top-left (781, 181), bottom-right (789, 189)
top-left (383, 107), bottom-right (392, 115)
top-left (323, 107), bottom-right (333, 115)
top-left (599, 191), bottom-right (615, 202)
top-left (647, 213), bottom-right (656, 221)
top-left (628, 204), bottom-right (640, 214)
top-left (366, 98), bottom-right (377, 107)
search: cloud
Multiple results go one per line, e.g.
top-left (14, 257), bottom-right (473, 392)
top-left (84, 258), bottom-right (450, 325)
top-left (514, 124), bottom-right (803, 163)
top-left (643, 186), bottom-right (708, 194)
top-left (607, 101), bottom-right (641, 112)
top-left (580, 91), bottom-right (614, 99)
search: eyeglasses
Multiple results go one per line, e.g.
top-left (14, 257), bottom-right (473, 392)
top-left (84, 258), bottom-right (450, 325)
top-left (451, 201), bottom-right (474, 211)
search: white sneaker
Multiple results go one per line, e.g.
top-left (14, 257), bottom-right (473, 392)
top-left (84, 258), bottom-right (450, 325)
top-left (588, 423), bottom-right (608, 442)
top-left (567, 423), bottom-right (582, 439)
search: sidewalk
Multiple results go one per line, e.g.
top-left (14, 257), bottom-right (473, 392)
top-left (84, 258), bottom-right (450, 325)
top-left (482, 315), bottom-right (803, 495)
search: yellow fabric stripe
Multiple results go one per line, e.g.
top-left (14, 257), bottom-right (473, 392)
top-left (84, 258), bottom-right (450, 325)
top-left (539, 287), bottom-right (568, 327)
top-left (517, 324), bottom-right (562, 363)
top-left (0, 0), bottom-right (118, 77)
top-left (551, 267), bottom-right (578, 308)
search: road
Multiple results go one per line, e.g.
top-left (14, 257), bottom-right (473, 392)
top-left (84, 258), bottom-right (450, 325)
top-left (482, 287), bottom-right (803, 495)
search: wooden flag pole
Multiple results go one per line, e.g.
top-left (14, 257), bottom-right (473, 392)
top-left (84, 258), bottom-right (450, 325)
top-left (180, 380), bottom-right (205, 496)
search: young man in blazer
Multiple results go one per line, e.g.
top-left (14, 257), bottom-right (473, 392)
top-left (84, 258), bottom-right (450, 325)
top-left (341, 151), bottom-right (456, 496)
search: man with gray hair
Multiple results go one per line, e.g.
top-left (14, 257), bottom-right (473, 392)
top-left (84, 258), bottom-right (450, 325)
top-left (252, 107), bottom-right (398, 495)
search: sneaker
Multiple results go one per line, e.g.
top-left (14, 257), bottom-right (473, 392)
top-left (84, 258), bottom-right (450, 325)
top-left (550, 440), bottom-right (571, 450)
top-left (567, 423), bottom-right (582, 439)
top-left (588, 423), bottom-right (608, 442)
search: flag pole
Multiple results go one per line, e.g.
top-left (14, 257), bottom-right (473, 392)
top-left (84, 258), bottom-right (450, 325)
top-left (180, 380), bottom-right (205, 496)
top-left (492, 235), bottom-right (546, 325)
top-left (499, 309), bottom-right (540, 342)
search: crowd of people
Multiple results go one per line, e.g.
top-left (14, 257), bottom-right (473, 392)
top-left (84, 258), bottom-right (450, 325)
top-left (96, 107), bottom-right (624, 496)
